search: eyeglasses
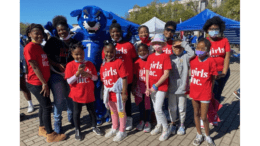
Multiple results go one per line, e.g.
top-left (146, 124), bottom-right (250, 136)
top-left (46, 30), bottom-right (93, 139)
top-left (165, 28), bottom-right (175, 33)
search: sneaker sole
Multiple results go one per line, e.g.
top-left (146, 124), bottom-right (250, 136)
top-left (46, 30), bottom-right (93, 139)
top-left (113, 134), bottom-right (127, 142)
top-left (233, 92), bottom-right (240, 99)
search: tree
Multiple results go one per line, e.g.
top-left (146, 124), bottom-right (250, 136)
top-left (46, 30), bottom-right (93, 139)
top-left (20, 22), bottom-right (30, 35)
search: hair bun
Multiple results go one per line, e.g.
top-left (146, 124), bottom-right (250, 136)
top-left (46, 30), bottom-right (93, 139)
top-left (112, 19), bottom-right (117, 24)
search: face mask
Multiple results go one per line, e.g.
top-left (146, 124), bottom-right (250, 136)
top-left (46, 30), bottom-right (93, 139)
top-left (140, 36), bottom-right (149, 44)
top-left (139, 54), bottom-right (148, 59)
top-left (195, 50), bottom-right (208, 57)
top-left (60, 34), bottom-right (71, 41)
top-left (153, 45), bottom-right (163, 52)
top-left (111, 37), bottom-right (122, 43)
top-left (75, 59), bottom-right (86, 63)
top-left (208, 30), bottom-right (219, 38)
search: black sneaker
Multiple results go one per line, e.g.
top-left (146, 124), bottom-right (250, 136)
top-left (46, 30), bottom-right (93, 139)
top-left (93, 127), bottom-right (104, 136)
top-left (75, 129), bottom-right (83, 141)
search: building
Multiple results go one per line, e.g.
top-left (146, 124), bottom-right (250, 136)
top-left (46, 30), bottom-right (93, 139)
top-left (128, 0), bottom-right (223, 14)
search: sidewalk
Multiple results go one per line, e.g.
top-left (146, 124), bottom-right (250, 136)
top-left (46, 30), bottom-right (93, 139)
top-left (20, 60), bottom-right (240, 146)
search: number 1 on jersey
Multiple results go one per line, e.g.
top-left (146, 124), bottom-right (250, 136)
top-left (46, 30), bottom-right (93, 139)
top-left (87, 43), bottom-right (91, 58)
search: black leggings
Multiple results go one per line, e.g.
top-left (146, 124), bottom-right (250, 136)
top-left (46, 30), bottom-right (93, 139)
top-left (26, 83), bottom-right (53, 134)
top-left (125, 84), bottom-right (132, 117)
top-left (73, 101), bottom-right (97, 129)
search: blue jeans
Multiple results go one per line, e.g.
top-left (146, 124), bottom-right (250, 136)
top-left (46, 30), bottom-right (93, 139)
top-left (213, 68), bottom-right (231, 102)
top-left (49, 74), bottom-right (73, 133)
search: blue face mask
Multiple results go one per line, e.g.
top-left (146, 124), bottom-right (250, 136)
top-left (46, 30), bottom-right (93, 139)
top-left (208, 30), bottom-right (219, 38)
top-left (139, 54), bottom-right (148, 59)
top-left (75, 59), bottom-right (85, 63)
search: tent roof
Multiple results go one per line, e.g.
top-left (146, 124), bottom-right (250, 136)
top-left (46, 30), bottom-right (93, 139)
top-left (176, 9), bottom-right (240, 31)
top-left (141, 17), bottom-right (166, 34)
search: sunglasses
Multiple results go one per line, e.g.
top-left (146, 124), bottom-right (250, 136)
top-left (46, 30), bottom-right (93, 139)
top-left (165, 28), bottom-right (175, 33)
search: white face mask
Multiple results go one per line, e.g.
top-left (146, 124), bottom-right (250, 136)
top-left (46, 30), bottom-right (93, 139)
top-left (139, 54), bottom-right (149, 59)
top-left (60, 34), bottom-right (71, 40)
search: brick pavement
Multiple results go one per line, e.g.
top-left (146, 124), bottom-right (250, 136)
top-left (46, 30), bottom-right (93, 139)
top-left (20, 59), bottom-right (240, 146)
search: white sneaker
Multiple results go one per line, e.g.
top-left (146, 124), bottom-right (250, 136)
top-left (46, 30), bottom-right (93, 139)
top-left (150, 124), bottom-right (162, 135)
top-left (105, 128), bottom-right (118, 138)
top-left (159, 126), bottom-right (171, 141)
top-left (125, 117), bottom-right (133, 131)
top-left (113, 131), bottom-right (127, 142)
top-left (136, 120), bottom-right (144, 131)
top-left (27, 105), bottom-right (34, 113)
top-left (143, 122), bottom-right (151, 133)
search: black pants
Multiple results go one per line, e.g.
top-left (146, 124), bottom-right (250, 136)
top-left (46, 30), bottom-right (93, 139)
top-left (26, 83), bottom-right (53, 134)
top-left (125, 84), bottom-right (132, 117)
top-left (73, 101), bottom-right (97, 130)
top-left (213, 68), bottom-right (231, 102)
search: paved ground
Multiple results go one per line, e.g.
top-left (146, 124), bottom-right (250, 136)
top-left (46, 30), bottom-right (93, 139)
top-left (20, 53), bottom-right (240, 146)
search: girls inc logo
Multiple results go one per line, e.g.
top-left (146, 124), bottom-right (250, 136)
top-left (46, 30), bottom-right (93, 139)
top-left (116, 47), bottom-right (127, 54)
top-left (149, 61), bottom-right (162, 77)
top-left (163, 48), bottom-right (172, 54)
top-left (41, 54), bottom-right (49, 67)
top-left (139, 68), bottom-right (146, 81)
top-left (190, 68), bottom-right (209, 86)
top-left (77, 69), bottom-right (92, 84)
top-left (102, 67), bottom-right (118, 86)
top-left (210, 47), bottom-right (225, 57)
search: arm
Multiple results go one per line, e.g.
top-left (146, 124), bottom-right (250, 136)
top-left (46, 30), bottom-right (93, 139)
top-left (181, 41), bottom-right (195, 59)
top-left (67, 75), bottom-right (77, 84)
top-left (222, 52), bottom-right (230, 75)
top-left (28, 60), bottom-right (49, 97)
top-left (154, 70), bottom-right (170, 88)
top-left (145, 70), bottom-right (150, 96)
top-left (131, 74), bottom-right (138, 95)
top-left (121, 77), bottom-right (128, 102)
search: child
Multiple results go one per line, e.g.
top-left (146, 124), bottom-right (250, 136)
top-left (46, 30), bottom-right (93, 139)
top-left (101, 40), bottom-right (128, 142)
top-left (190, 38), bottom-right (217, 146)
top-left (162, 21), bottom-right (177, 55)
top-left (145, 34), bottom-right (172, 141)
top-left (132, 43), bottom-right (152, 132)
top-left (65, 42), bottom-right (104, 141)
top-left (134, 25), bottom-right (154, 54)
top-left (168, 39), bottom-right (195, 135)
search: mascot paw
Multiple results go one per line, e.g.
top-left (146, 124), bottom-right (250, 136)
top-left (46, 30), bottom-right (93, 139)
top-left (97, 120), bottom-right (103, 126)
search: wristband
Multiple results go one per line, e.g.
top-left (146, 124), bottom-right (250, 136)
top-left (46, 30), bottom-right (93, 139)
top-left (152, 84), bottom-right (158, 91)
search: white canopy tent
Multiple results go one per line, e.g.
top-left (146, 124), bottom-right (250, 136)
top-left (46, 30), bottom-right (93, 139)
top-left (141, 17), bottom-right (166, 37)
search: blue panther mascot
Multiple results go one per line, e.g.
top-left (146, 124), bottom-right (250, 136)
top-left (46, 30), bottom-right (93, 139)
top-left (69, 5), bottom-right (137, 125)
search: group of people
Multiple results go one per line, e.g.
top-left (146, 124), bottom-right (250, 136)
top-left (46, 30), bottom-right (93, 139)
top-left (20, 15), bottom-right (231, 146)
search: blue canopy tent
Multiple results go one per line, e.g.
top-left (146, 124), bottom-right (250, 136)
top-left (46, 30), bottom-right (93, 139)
top-left (176, 9), bottom-right (240, 44)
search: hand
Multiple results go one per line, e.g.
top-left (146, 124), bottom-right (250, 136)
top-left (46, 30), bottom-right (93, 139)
top-left (216, 73), bottom-right (226, 79)
top-left (121, 92), bottom-right (128, 103)
top-left (131, 85), bottom-right (136, 96)
top-left (77, 64), bottom-right (86, 73)
top-left (150, 87), bottom-right (156, 93)
top-left (145, 89), bottom-right (150, 96)
top-left (40, 84), bottom-right (50, 97)
top-left (56, 64), bottom-right (65, 72)
top-left (173, 41), bottom-right (182, 47)
top-left (81, 72), bottom-right (92, 78)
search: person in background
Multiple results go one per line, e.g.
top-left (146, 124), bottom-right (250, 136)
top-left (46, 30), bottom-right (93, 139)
top-left (168, 39), bottom-right (195, 136)
top-left (24, 23), bottom-right (66, 142)
top-left (44, 15), bottom-right (78, 134)
top-left (203, 16), bottom-right (231, 103)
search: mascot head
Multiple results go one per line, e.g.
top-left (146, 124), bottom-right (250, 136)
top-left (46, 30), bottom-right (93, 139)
top-left (70, 6), bottom-right (112, 39)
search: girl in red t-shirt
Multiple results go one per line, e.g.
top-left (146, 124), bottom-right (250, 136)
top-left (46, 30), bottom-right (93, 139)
top-left (65, 42), bottom-right (104, 141)
top-left (145, 34), bottom-right (172, 141)
top-left (132, 43), bottom-right (152, 132)
top-left (203, 16), bottom-right (231, 103)
top-left (23, 24), bottom-right (66, 142)
top-left (189, 38), bottom-right (218, 146)
top-left (101, 41), bottom-right (128, 142)
top-left (134, 25), bottom-right (154, 54)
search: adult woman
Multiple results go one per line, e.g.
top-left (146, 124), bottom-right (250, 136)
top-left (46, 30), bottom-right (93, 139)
top-left (24, 23), bottom-right (66, 142)
top-left (203, 16), bottom-right (231, 102)
top-left (43, 16), bottom-right (78, 134)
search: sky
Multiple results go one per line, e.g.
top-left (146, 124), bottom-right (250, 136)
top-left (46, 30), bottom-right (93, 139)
top-left (20, 0), bottom-right (174, 25)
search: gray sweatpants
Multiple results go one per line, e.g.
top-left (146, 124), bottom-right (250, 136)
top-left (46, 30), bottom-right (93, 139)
top-left (151, 91), bottom-right (168, 129)
top-left (168, 94), bottom-right (187, 124)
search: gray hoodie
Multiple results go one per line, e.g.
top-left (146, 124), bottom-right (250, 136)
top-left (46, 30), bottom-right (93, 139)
top-left (168, 41), bottom-right (195, 94)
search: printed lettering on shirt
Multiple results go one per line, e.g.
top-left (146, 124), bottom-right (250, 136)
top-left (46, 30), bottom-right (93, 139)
top-left (150, 61), bottom-right (162, 70)
top-left (41, 54), bottom-right (49, 67)
top-left (190, 68), bottom-right (209, 86)
top-left (77, 77), bottom-right (90, 83)
top-left (139, 67), bottom-right (146, 81)
top-left (163, 48), bottom-right (172, 54)
top-left (116, 47), bottom-right (127, 54)
top-left (102, 67), bottom-right (118, 86)
top-left (210, 47), bottom-right (225, 57)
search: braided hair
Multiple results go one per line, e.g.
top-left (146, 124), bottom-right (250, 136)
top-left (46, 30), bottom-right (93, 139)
top-left (25, 23), bottom-right (44, 45)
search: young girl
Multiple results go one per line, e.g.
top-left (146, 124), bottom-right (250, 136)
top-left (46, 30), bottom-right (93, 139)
top-left (168, 39), bottom-right (195, 135)
top-left (101, 40), bottom-right (128, 142)
top-left (132, 43), bottom-right (152, 132)
top-left (190, 38), bottom-right (217, 146)
top-left (102, 20), bottom-right (138, 130)
top-left (65, 42), bottom-right (104, 141)
top-left (145, 34), bottom-right (172, 141)
top-left (23, 23), bottom-right (66, 143)
top-left (134, 25), bottom-right (153, 54)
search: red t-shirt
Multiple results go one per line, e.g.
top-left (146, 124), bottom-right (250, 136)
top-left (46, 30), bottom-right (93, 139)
top-left (189, 56), bottom-right (218, 101)
top-left (23, 42), bottom-right (50, 85)
top-left (162, 40), bottom-right (173, 55)
top-left (100, 58), bottom-right (128, 102)
top-left (134, 58), bottom-right (147, 84)
top-left (207, 37), bottom-right (230, 72)
top-left (65, 61), bottom-right (97, 103)
top-left (102, 41), bottom-right (137, 84)
top-left (145, 53), bottom-right (172, 92)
